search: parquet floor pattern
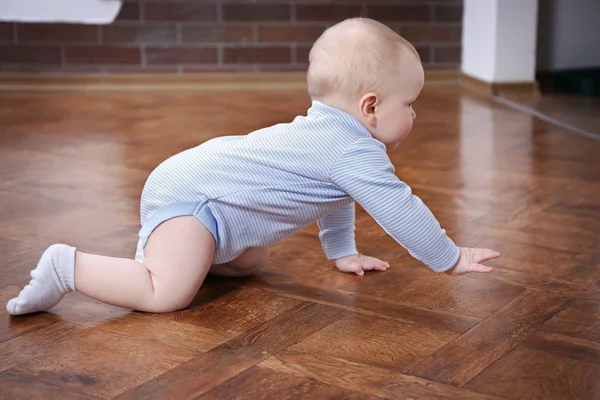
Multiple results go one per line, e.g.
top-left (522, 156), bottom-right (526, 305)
top-left (1, 83), bottom-right (599, 399)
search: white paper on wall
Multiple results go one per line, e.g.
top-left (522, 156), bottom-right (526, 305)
top-left (0, 0), bottom-right (122, 24)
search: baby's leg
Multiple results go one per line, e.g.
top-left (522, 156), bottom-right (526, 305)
top-left (7, 216), bottom-right (215, 315)
top-left (210, 247), bottom-right (270, 277)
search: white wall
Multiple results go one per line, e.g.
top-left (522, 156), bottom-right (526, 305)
top-left (537, 0), bottom-right (600, 71)
top-left (0, 0), bottom-right (121, 23)
top-left (462, 0), bottom-right (538, 83)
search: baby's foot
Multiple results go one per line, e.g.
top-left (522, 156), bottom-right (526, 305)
top-left (6, 244), bottom-right (76, 315)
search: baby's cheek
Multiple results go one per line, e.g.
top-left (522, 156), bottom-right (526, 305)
top-left (400, 119), bottom-right (413, 139)
top-left (402, 116), bottom-right (413, 132)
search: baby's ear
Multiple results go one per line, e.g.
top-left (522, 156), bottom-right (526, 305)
top-left (359, 93), bottom-right (378, 121)
top-left (367, 113), bottom-right (377, 127)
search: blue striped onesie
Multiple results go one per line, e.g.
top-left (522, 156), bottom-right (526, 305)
top-left (136, 101), bottom-right (460, 272)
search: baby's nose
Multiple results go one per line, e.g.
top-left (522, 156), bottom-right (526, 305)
top-left (411, 108), bottom-right (416, 119)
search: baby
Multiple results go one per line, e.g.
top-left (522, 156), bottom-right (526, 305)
top-left (7, 17), bottom-right (499, 316)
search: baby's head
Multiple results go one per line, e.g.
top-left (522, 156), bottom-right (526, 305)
top-left (307, 18), bottom-right (424, 148)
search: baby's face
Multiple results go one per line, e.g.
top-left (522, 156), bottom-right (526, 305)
top-left (370, 58), bottom-right (424, 149)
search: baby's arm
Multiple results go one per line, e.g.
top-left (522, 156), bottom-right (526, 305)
top-left (317, 202), bottom-right (390, 275)
top-left (317, 202), bottom-right (358, 260)
top-left (329, 138), bottom-right (497, 274)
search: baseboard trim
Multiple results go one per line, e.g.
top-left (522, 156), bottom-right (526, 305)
top-left (0, 71), bottom-right (309, 91)
top-left (424, 69), bottom-right (461, 82)
top-left (460, 73), bottom-right (539, 95)
top-left (0, 69), bottom-right (460, 91)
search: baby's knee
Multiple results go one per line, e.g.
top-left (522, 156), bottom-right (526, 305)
top-left (245, 246), bottom-right (271, 269)
top-left (142, 282), bottom-right (197, 313)
top-left (145, 294), bottom-right (193, 313)
top-left (221, 246), bottom-right (269, 271)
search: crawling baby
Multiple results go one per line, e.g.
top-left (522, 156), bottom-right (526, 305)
top-left (7, 17), bottom-right (499, 316)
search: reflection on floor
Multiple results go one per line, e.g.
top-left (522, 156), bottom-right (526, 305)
top-left (496, 82), bottom-right (600, 138)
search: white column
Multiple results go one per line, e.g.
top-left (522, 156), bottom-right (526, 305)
top-left (461, 0), bottom-right (539, 83)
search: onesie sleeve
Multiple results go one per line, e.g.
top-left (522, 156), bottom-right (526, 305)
top-left (329, 138), bottom-right (460, 272)
top-left (317, 202), bottom-right (358, 260)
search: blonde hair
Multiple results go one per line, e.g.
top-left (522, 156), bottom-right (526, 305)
top-left (307, 18), bottom-right (419, 100)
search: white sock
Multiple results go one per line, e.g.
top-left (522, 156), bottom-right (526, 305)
top-left (6, 244), bottom-right (76, 315)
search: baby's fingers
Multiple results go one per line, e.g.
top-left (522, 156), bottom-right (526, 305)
top-left (468, 263), bottom-right (493, 273)
top-left (363, 258), bottom-right (389, 272)
top-left (348, 261), bottom-right (365, 276)
top-left (474, 248), bottom-right (500, 263)
top-left (369, 264), bottom-right (388, 272)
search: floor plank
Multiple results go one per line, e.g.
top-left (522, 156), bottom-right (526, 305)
top-left (262, 350), bottom-right (507, 400)
top-left (286, 311), bottom-right (457, 372)
top-left (496, 90), bottom-right (600, 136)
top-left (96, 312), bottom-right (237, 353)
top-left (0, 321), bottom-right (87, 373)
top-left (523, 331), bottom-right (600, 365)
top-left (0, 285), bottom-right (60, 343)
top-left (466, 331), bottom-right (600, 400)
top-left (336, 264), bottom-right (524, 319)
top-left (158, 286), bottom-right (304, 334)
top-left (5, 328), bottom-right (197, 399)
top-left (541, 298), bottom-right (600, 343)
top-left (249, 271), bottom-right (480, 334)
top-left (0, 371), bottom-right (103, 400)
top-left (197, 364), bottom-right (386, 400)
top-left (116, 303), bottom-right (348, 399)
top-left (551, 246), bottom-right (600, 286)
top-left (408, 289), bottom-right (567, 386)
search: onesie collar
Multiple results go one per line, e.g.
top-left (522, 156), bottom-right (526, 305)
top-left (307, 100), bottom-right (373, 139)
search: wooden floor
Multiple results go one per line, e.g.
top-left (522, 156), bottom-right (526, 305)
top-left (498, 89), bottom-right (600, 137)
top-left (1, 82), bottom-right (599, 400)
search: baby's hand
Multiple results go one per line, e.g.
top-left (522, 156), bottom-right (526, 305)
top-left (444, 247), bottom-right (500, 275)
top-left (335, 254), bottom-right (390, 276)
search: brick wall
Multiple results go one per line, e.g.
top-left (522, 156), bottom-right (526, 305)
top-left (0, 0), bottom-right (462, 74)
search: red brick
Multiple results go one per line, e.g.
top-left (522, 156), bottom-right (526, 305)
top-left (434, 45), bottom-right (461, 63)
top-left (17, 23), bottom-right (98, 43)
top-left (182, 65), bottom-right (254, 73)
top-left (116, 1), bottom-right (141, 21)
top-left (144, 2), bottom-right (217, 21)
top-left (400, 25), bottom-right (461, 43)
top-left (257, 64), bottom-right (308, 72)
top-left (434, 5), bottom-right (463, 22)
top-left (65, 46), bottom-right (141, 64)
top-left (367, 5), bottom-right (431, 22)
top-left (145, 46), bottom-right (218, 64)
top-left (222, 4), bottom-right (291, 22)
top-left (0, 44), bottom-right (61, 64)
top-left (415, 45), bottom-right (430, 63)
top-left (182, 25), bottom-right (253, 43)
top-left (100, 65), bottom-right (179, 73)
top-left (258, 25), bottom-right (325, 43)
top-left (101, 24), bottom-right (176, 44)
top-left (295, 45), bottom-right (311, 64)
top-left (296, 5), bottom-right (362, 22)
top-left (0, 23), bottom-right (14, 42)
top-left (224, 46), bottom-right (291, 64)
top-left (0, 64), bottom-right (101, 73)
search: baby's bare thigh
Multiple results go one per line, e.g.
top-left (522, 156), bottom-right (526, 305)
top-left (143, 216), bottom-right (216, 304)
top-left (209, 247), bottom-right (270, 277)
